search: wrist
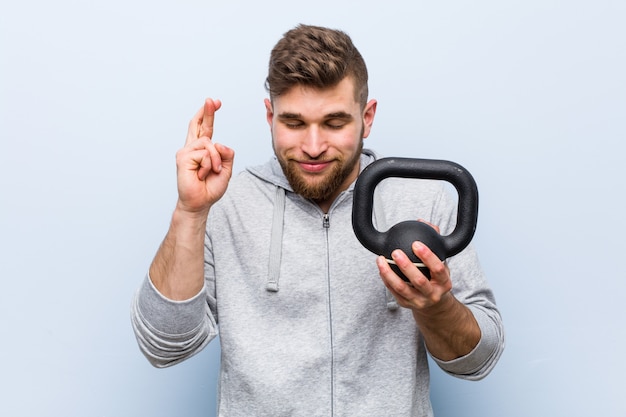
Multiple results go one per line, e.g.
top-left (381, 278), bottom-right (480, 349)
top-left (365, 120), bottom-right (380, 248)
top-left (171, 202), bottom-right (211, 236)
top-left (174, 200), bottom-right (211, 221)
top-left (412, 292), bottom-right (457, 319)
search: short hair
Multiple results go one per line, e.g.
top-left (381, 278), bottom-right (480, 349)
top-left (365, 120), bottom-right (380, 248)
top-left (265, 24), bottom-right (369, 108)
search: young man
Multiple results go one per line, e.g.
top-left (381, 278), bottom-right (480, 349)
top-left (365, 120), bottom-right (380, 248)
top-left (132, 24), bottom-right (504, 416)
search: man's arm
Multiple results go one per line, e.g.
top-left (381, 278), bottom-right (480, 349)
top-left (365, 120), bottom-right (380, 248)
top-left (150, 98), bottom-right (234, 301)
top-left (131, 99), bottom-right (234, 367)
top-left (377, 240), bottom-right (481, 361)
top-left (149, 206), bottom-right (211, 300)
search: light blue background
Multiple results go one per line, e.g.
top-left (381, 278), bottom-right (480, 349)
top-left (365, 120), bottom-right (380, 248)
top-left (1, 0), bottom-right (624, 416)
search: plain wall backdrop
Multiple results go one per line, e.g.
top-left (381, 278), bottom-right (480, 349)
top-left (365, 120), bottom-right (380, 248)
top-left (1, 0), bottom-right (624, 416)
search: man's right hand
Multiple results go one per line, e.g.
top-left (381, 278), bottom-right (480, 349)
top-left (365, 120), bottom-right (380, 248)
top-left (148, 99), bottom-right (235, 300)
top-left (175, 98), bottom-right (235, 214)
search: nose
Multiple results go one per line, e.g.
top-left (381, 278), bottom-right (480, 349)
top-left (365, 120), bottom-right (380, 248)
top-left (301, 125), bottom-right (328, 158)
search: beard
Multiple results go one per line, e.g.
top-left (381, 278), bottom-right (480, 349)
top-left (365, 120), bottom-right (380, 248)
top-left (276, 140), bottom-right (363, 202)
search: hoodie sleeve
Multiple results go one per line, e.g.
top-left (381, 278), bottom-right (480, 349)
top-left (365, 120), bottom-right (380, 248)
top-left (130, 275), bottom-right (217, 368)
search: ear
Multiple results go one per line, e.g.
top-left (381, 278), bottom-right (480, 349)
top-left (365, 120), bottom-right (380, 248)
top-left (361, 99), bottom-right (378, 139)
top-left (264, 98), bottom-right (274, 128)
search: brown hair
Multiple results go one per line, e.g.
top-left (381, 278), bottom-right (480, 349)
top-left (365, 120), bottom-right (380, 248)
top-left (265, 24), bottom-right (369, 108)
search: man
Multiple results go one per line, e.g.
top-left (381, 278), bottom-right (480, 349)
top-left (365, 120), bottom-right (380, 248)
top-left (132, 24), bottom-right (504, 416)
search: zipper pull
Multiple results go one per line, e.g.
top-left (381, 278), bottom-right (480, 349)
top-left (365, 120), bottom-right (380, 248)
top-left (322, 214), bottom-right (330, 228)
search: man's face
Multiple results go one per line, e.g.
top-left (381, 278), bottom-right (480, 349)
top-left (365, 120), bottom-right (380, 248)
top-left (265, 77), bottom-right (377, 210)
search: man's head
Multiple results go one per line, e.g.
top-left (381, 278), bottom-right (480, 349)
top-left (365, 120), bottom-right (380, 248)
top-left (265, 24), bottom-right (369, 110)
top-left (264, 25), bottom-right (377, 211)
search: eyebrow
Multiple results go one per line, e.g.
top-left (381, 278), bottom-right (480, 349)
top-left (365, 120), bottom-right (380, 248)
top-left (326, 111), bottom-right (354, 120)
top-left (277, 112), bottom-right (302, 120)
top-left (277, 111), bottom-right (354, 120)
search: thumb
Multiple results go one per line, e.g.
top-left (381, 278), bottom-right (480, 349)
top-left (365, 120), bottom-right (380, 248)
top-left (215, 143), bottom-right (235, 168)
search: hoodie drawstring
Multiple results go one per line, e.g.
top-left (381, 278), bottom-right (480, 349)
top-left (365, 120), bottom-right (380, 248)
top-left (266, 186), bottom-right (286, 292)
top-left (266, 184), bottom-right (397, 310)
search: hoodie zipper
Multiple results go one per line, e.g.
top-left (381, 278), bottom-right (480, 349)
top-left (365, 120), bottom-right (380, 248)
top-left (323, 213), bottom-right (330, 229)
top-left (318, 192), bottom-right (350, 417)
top-left (322, 211), bottom-right (334, 416)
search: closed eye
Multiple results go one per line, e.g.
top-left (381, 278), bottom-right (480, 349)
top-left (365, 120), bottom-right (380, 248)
top-left (284, 120), bottom-right (305, 129)
top-left (277, 113), bottom-right (305, 129)
top-left (325, 112), bottom-right (353, 129)
top-left (325, 119), bottom-right (348, 129)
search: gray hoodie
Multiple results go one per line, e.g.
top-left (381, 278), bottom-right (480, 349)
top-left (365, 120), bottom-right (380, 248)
top-left (131, 150), bottom-right (504, 417)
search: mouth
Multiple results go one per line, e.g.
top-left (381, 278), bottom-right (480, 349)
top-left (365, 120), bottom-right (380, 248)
top-left (297, 160), bottom-right (332, 173)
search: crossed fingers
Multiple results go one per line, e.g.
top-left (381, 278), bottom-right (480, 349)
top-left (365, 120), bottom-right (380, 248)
top-left (185, 98), bottom-right (223, 180)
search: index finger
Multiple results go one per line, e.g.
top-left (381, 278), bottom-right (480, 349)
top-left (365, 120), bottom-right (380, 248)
top-left (198, 98), bottom-right (222, 140)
